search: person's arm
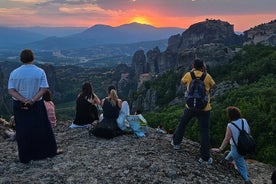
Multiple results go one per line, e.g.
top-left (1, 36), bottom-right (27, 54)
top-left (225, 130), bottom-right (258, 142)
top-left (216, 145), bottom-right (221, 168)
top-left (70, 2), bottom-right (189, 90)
top-left (45, 101), bottom-right (57, 127)
top-left (212, 126), bottom-right (232, 152)
top-left (181, 72), bottom-right (189, 84)
top-left (31, 88), bottom-right (48, 103)
top-left (8, 87), bottom-right (47, 105)
top-left (117, 99), bottom-right (122, 109)
top-left (208, 74), bottom-right (216, 89)
top-left (93, 93), bottom-right (101, 105)
top-left (8, 88), bottom-right (28, 103)
top-left (100, 98), bottom-right (105, 107)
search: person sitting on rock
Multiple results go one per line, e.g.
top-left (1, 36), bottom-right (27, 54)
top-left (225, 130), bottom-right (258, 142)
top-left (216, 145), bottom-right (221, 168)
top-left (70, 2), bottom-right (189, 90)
top-left (90, 85), bottom-right (123, 139)
top-left (70, 82), bottom-right (101, 129)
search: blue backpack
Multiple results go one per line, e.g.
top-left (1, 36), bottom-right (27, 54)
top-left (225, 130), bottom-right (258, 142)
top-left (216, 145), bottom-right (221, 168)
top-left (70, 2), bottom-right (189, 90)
top-left (185, 71), bottom-right (208, 110)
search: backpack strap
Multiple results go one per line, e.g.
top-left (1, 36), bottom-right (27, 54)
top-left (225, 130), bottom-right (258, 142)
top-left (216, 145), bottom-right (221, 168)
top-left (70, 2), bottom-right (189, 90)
top-left (190, 71), bottom-right (196, 79)
top-left (230, 119), bottom-right (244, 147)
top-left (190, 71), bottom-right (206, 81)
top-left (231, 120), bottom-right (243, 132)
top-left (200, 72), bottom-right (207, 81)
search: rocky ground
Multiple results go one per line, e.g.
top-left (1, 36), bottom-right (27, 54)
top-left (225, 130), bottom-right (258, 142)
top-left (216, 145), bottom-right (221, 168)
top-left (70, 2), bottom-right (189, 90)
top-left (0, 120), bottom-right (275, 184)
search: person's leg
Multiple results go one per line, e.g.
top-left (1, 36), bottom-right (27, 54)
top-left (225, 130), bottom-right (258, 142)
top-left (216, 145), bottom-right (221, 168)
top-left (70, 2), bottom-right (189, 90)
top-left (225, 148), bottom-right (237, 169)
top-left (231, 145), bottom-right (249, 181)
top-left (173, 108), bottom-right (194, 145)
top-left (198, 111), bottom-right (211, 161)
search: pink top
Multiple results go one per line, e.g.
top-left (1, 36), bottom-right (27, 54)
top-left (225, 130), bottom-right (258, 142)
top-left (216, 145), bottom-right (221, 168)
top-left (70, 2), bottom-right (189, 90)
top-left (44, 101), bottom-right (57, 127)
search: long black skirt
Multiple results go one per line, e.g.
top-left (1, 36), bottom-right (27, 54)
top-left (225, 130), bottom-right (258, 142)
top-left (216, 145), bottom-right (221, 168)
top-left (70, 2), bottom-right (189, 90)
top-left (91, 118), bottom-right (123, 139)
top-left (13, 100), bottom-right (57, 163)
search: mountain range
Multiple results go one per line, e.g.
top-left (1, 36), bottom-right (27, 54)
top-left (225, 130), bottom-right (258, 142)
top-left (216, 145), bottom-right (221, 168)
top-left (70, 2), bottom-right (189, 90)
top-left (0, 23), bottom-right (184, 50)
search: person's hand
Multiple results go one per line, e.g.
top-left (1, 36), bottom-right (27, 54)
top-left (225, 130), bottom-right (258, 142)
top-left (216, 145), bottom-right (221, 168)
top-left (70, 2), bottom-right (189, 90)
top-left (24, 99), bottom-right (35, 106)
top-left (87, 97), bottom-right (93, 104)
top-left (211, 148), bottom-right (221, 152)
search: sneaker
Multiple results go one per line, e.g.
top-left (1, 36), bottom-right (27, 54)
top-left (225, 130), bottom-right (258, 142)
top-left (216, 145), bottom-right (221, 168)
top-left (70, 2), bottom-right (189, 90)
top-left (199, 157), bottom-right (213, 165)
top-left (171, 140), bottom-right (180, 150)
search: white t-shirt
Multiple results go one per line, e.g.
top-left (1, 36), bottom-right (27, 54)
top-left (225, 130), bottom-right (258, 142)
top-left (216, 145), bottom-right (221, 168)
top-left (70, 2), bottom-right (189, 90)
top-left (228, 118), bottom-right (250, 146)
top-left (8, 64), bottom-right (49, 100)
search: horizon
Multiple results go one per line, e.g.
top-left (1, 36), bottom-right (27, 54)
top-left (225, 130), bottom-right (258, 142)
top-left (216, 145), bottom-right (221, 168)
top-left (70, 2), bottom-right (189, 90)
top-left (0, 0), bottom-right (276, 32)
top-left (7, 21), bottom-right (185, 29)
top-left (1, 20), bottom-right (273, 33)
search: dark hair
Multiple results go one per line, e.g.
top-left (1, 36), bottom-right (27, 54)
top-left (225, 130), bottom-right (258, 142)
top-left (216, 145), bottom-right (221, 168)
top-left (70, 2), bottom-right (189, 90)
top-left (226, 106), bottom-right (242, 121)
top-left (20, 49), bottom-right (34, 63)
top-left (193, 59), bottom-right (204, 70)
top-left (43, 89), bottom-right (52, 102)
top-left (78, 82), bottom-right (94, 101)
top-left (108, 85), bottom-right (116, 94)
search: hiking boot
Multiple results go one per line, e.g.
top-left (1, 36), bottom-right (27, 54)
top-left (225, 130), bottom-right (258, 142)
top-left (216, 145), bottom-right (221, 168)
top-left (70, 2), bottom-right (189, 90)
top-left (199, 157), bottom-right (213, 165)
top-left (171, 140), bottom-right (180, 150)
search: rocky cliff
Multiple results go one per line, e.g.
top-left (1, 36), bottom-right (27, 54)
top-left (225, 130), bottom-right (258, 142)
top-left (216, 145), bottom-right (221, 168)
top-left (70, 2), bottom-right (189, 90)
top-left (179, 19), bottom-right (242, 50)
top-left (132, 19), bottom-right (241, 79)
top-left (0, 120), bottom-right (274, 183)
top-left (243, 19), bottom-right (276, 46)
top-left (108, 19), bottom-right (275, 113)
top-left (129, 19), bottom-right (241, 111)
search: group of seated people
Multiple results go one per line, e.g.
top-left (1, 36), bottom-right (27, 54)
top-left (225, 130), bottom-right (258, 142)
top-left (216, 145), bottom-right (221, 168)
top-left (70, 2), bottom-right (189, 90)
top-left (69, 82), bottom-right (147, 138)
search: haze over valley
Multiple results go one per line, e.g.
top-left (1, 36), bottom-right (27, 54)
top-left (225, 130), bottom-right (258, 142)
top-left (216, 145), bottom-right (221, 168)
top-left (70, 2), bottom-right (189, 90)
top-left (0, 23), bottom-right (184, 67)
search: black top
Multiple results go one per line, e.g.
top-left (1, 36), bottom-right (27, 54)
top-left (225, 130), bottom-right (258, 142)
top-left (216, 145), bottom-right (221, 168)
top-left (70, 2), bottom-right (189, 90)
top-left (73, 98), bottom-right (98, 125)
top-left (102, 98), bottom-right (120, 119)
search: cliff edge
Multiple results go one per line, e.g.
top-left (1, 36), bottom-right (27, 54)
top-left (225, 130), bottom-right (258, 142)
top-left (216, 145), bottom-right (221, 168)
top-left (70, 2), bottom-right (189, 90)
top-left (0, 120), bottom-right (274, 183)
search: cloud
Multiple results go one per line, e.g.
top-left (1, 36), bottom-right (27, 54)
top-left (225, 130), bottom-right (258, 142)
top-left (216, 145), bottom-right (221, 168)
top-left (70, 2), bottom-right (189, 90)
top-left (58, 3), bottom-right (120, 16)
top-left (0, 7), bottom-right (36, 14)
top-left (94, 0), bottom-right (276, 16)
top-left (0, 0), bottom-right (275, 30)
top-left (9, 0), bottom-right (48, 3)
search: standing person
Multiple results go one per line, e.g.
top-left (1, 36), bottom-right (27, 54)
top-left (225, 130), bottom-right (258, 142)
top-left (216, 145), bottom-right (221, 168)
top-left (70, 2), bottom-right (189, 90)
top-left (8, 49), bottom-right (61, 163)
top-left (70, 82), bottom-right (101, 128)
top-left (171, 59), bottom-right (216, 164)
top-left (43, 89), bottom-right (57, 127)
top-left (212, 106), bottom-right (252, 183)
top-left (91, 85), bottom-right (123, 138)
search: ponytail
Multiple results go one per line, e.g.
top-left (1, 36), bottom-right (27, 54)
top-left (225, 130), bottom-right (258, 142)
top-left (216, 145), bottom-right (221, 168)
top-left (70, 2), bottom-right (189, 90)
top-left (109, 89), bottom-right (118, 106)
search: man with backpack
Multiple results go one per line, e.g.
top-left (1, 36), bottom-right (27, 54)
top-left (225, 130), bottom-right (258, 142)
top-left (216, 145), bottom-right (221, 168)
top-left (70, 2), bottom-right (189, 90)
top-left (171, 59), bottom-right (215, 164)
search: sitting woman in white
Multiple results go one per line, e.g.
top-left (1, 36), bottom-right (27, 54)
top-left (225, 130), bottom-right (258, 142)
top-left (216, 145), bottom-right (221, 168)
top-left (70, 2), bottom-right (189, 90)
top-left (117, 100), bottom-right (130, 131)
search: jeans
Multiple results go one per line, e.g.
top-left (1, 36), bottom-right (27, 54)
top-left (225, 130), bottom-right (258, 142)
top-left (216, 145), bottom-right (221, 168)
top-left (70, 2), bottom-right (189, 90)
top-left (173, 108), bottom-right (211, 161)
top-left (225, 145), bottom-right (249, 181)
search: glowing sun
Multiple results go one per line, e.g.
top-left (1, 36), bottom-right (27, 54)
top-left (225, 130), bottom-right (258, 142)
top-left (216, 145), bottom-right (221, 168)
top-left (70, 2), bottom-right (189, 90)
top-left (130, 16), bottom-right (151, 25)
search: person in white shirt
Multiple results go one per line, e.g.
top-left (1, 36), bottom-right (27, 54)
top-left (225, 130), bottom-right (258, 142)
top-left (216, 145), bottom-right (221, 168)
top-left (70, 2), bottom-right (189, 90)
top-left (8, 49), bottom-right (61, 163)
top-left (212, 106), bottom-right (252, 184)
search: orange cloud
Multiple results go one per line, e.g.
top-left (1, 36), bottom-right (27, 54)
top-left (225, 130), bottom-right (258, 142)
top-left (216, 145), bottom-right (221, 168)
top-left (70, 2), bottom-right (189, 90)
top-left (0, 8), bottom-right (36, 15)
top-left (9, 0), bottom-right (47, 3)
top-left (59, 4), bottom-right (120, 16)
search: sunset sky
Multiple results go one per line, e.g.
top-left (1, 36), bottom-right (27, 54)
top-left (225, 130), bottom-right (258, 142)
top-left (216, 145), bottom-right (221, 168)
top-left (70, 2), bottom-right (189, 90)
top-left (0, 0), bottom-right (275, 32)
